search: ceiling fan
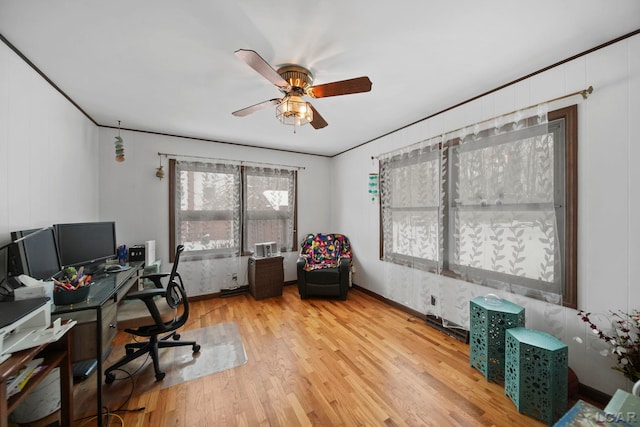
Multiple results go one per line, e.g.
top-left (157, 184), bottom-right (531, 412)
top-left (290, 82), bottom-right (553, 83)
top-left (232, 49), bottom-right (372, 129)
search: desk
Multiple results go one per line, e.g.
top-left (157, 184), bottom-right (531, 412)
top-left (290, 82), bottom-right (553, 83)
top-left (52, 261), bottom-right (143, 427)
top-left (0, 321), bottom-right (73, 427)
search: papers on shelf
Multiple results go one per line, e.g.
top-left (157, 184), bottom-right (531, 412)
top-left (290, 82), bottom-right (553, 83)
top-left (6, 357), bottom-right (44, 398)
top-left (2, 318), bottom-right (76, 355)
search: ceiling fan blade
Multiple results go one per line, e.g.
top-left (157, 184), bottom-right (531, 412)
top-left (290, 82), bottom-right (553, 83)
top-left (232, 98), bottom-right (281, 117)
top-left (234, 49), bottom-right (291, 92)
top-left (307, 76), bottom-right (372, 98)
top-left (308, 104), bottom-right (328, 129)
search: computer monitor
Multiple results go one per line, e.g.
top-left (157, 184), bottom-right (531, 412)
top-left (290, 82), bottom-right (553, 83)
top-left (9, 227), bottom-right (62, 280)
top-left (54, 221), bottom-right (117, 270)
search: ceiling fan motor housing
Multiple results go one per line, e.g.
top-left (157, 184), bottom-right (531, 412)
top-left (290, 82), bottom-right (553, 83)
top-left (277, 65), bottom-right (313, 94)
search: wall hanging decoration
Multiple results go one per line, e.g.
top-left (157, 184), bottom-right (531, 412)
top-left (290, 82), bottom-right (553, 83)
top-left (155, 154), bottom-right (165, 180)
top-left (368, 173), bottom-right (379, 202)
top-left (114, 120), bottom-right (125, 162)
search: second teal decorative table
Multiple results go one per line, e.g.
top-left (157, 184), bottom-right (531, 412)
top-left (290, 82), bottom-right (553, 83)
top-left (505, 327), bottom-right (568, 425)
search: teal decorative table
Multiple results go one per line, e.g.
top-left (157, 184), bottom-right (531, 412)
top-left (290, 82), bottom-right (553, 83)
top-left (470, 295), bottom-right (525, 381)
top-left (505, 327), bottom-right (568, 425)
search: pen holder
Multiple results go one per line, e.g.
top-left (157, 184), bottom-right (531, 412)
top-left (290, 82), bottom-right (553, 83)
top-left (53, 284), bottom-right (91, 305)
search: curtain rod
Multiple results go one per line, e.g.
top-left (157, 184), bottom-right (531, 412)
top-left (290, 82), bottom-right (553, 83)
top-left (373, 85), bottom-right (593, 160)
top-left (157, 152), bottom-right (305, 170)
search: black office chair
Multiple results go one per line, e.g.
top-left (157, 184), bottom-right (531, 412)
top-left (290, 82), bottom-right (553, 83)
top-left (104, 245), bottom-right (200, 382)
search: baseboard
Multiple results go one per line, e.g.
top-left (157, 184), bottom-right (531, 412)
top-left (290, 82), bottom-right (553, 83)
top-left (352, 284), bottom-right (469, 343)
top-left (219, 284), bottom-right (250, 298)
top-left (190, 292), bottom-right (220, 302)
top-left (352, 284), bottom-right (425, 319)
top-left (190, 281), bottom-right (295, 302)
top-left (578, 382), bottom-right (611, 406)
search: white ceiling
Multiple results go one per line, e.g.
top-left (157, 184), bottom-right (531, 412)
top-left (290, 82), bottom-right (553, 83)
top-left (1, 1), bottom-right (639, 157)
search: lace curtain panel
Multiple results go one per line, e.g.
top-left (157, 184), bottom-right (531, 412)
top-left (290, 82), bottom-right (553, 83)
top-left (243, 166), bottom-right (296, 252)
top-left (175, 161), bottom-right (241, 258)
top-left (446, 106), bottom-right (562, 304)
top-left (380, 135), bottom-right (444, 272)
top-left (380, 105), bottom-right (564, 305)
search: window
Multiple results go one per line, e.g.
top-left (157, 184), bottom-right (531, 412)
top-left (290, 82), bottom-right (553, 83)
top-left (243, 166), bottom-right (297, 253)
top-left (380, 138), bottom-right (443, 272)
top-left (169, 160), bottom-right (297, 260)
top-left (380, 105), bottom-right (577, 307)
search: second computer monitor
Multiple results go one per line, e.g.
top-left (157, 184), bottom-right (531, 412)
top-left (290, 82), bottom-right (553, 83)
top-left (54, 221), bottom-right (117, 269)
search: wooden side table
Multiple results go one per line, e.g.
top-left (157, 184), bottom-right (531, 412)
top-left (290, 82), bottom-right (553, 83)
top-left (0, 322), bottom-right (73, 427)
top-left (248, 256), bottom-right (284, 300)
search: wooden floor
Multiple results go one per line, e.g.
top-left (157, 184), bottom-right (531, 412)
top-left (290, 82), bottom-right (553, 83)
top-left (72, 285), bottom-right (555, 426)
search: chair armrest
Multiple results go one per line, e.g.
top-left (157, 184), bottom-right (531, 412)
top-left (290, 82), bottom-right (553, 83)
top-left (125, 288), bottom-right (166, 301)
top-left (338, 257), bottom-right (351, 300)
top-left (140, 272), bottom-right (169, 279)
top-left (140, 273), bottom-right (169, 289)
top-left (296, 257), bottom-right (308, 294)
top-left (296, 257), bottom-right (309, 273)
top-left (124, 288), bottom-right (171, 327)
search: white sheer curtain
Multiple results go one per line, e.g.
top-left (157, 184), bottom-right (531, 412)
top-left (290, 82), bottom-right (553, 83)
top-left (444, 105), bottom-right (563, 304)
top-left (380, 135), bottom-right (444, 272)
top-left (175, 161), bottom-right (241, 258)
top-left (243, 166), bottom-right (296, 253)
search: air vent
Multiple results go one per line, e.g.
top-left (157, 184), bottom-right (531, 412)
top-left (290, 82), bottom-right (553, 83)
top-left (425, 314), bottom-right (470, 344)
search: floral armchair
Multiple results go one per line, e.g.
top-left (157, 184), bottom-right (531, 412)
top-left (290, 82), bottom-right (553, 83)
top-left (296, 233), bottom-right (352, 300)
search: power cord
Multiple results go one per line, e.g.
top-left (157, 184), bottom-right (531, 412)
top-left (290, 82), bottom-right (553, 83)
top-left (199, 302), bottom-right (228, 318)
top-left (74, 349), bottom-right (150, 426)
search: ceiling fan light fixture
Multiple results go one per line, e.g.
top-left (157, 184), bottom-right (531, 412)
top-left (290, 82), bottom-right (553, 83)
top-left (276, 95), bottom-right (313, 127)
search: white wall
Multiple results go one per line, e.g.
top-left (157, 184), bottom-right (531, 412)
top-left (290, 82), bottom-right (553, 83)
top-left (97, 128), bottom-right (332, 296)
top-left (333, 33), bottom-right (640, 395)
top-left (0, 42), bottom-right (100, 255)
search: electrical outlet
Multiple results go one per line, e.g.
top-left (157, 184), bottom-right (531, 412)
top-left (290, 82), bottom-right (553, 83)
top-left (232, 273), bottom-right (238, 281)
top-left (430, 295), bottom-right (437, 306)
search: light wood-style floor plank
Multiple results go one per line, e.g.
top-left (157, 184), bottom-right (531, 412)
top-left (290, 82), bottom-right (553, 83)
top-left (72, 285), bottom-right (569, 426)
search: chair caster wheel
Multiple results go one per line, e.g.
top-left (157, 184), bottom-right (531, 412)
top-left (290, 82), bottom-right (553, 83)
top-left (155, 372), bottom-right (166, 381)
top-left (173, 334), bottom-right (180, 340)
top-left (193, 344), bottom-right (201, 353)
top-left (105, 373), bottom-right (115, 384)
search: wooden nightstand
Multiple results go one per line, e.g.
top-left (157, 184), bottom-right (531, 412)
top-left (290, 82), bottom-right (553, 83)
top-left (248, 256), bottom-right (284, 300)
